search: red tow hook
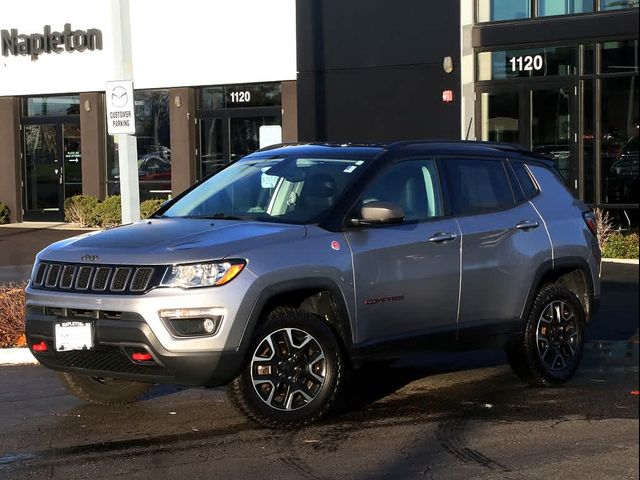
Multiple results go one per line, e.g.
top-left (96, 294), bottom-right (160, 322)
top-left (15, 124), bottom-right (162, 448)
top-left (32, 341), bottom-right (48, 352)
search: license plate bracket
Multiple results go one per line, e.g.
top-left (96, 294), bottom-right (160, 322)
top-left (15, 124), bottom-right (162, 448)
top-left (55, 321), bottom-right (94, 352)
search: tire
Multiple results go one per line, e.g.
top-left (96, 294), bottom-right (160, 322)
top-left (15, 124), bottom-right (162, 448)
top-left (227, 306), bottom-right (345, 429)
top-left (506, 284), bottom-right (585, 387)
top-left (57, 372), bottom-right (153, 405)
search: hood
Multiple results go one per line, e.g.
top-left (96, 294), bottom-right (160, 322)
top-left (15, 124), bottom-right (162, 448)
top-left (38, 219), bottom-right (307, 265)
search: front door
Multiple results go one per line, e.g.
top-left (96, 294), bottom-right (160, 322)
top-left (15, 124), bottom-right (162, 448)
top-left (198, 109), bottom-right (282, 178)
top-left (344, 158), bottom-right (460, 347)
top-left (23, 122), bottom-right (81, 221)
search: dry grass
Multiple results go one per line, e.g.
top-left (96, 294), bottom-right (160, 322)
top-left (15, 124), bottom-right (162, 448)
top-left (0, 282), bottom-right (27, 348)
top-left (593, 208), bottom-right (615, 252)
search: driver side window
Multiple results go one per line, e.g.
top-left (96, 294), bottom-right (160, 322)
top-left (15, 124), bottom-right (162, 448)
top-left (359, 159), bottom-right (443, 222)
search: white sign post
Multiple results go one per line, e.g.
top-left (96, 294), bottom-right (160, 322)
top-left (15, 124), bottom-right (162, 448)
top-left (108, 0), bottom-right (140, 224)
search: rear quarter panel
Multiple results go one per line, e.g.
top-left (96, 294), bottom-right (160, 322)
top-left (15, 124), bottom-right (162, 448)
top-left (527, 165), bottom-right (601, 298)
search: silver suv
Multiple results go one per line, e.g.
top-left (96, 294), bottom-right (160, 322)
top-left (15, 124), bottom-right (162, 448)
top-left (25, 141), bottom-right (601, 428)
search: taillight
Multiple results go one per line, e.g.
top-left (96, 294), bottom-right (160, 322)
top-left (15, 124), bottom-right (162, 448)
top-left (583, 211), bottom-right (597, 237)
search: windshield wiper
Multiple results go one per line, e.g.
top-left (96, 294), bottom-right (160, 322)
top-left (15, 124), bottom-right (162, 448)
top-left (182, 213), bottom-right (251, 220)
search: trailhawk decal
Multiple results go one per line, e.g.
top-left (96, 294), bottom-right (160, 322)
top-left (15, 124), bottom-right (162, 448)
top-left (364, 295), bottom-right (405, 305)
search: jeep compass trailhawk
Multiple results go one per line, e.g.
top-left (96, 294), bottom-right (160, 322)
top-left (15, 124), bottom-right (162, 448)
top-left (25, 141), bottom-right (601, 428)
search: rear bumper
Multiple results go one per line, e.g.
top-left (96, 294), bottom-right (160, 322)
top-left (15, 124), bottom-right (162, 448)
top-left (26, 313), bottom-right (246, 387)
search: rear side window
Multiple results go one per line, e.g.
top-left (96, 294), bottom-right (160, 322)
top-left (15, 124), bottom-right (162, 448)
top-left (442, 158), bottom-right (515, 215)
top-left (511, 162), bottom-right (539, 199)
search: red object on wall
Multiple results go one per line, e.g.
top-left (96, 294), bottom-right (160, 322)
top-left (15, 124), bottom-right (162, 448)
top-left (442, 90), bottom-right (454, 103)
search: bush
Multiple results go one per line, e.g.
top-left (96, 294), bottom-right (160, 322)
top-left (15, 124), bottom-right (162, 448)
top-left (140, 199), bottom-right (165, 219)
top-left (0, 283), bottom-right (26, 348)
top-left (602, 232), bottom-right (639, 259)
top-left (0, 202), bottom-right (10, 225)
top-left (95, 195), bottom-right (122, 228)
top-left (64, 195), bottom-right (99, 227)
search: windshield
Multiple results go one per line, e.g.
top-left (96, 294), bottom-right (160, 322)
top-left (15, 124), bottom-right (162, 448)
top-left (160, 156), bottom-right (369, 224)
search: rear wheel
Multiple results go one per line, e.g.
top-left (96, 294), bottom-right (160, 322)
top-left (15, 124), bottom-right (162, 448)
top-left (506, 284), bottom-right (585, 387)
top-left (227, 307), bottom-right (345, 428)
top-left (57, 372), bottom-right (153, 405)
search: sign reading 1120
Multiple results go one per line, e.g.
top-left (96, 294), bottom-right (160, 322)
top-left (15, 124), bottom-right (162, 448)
top-left (509, 54), bottom-right (544, 72)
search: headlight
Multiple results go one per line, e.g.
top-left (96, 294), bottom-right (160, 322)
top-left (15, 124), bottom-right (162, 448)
top-left (160, 260), bottom-right (246, 288)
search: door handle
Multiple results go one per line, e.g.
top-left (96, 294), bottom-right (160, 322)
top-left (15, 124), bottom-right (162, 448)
top-left (428, 232), bottom-right (457, 243)
top-left (515, 220), bottom-right (539, 231)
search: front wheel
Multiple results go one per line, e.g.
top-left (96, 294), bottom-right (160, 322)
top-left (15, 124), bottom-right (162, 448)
top-left (227, 307), bottom-right (345, 428)
top-left (506, 284), bottom-right (585, 387)
top-left (57, 372), bottom-right (153, 405)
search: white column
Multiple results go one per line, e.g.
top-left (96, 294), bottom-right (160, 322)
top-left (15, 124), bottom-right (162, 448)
top-left (460, 0), bottom-right (476, 140)
top-left (110, 0), bottom-right (140, 223)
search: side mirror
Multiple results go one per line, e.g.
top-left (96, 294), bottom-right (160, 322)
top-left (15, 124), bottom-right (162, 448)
top-left (354, 201), bottom-right (405, 225)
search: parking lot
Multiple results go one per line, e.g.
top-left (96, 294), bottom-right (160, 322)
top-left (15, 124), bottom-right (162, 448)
top-left (0, 262), bottom-right (637, 480)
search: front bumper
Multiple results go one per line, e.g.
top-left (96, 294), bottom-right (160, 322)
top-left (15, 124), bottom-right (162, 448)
top-left (26, 310), bottom-right (246, 386)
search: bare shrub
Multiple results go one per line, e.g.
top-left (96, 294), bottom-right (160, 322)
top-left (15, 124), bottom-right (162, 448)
top-left (0, 282), bottom-right (26, 348)
top-left (593, 208), bottom-right (615, 252)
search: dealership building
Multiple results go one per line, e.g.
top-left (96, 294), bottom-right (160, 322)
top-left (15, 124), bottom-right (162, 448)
top-left (1, 0), bottom-right (638, 226)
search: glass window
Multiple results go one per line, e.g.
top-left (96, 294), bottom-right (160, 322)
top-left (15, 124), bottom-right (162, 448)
top-left (477, 0), bottom-right (531, 22)
top-left (583, 81), bottom-right (595, 203)
top-left (600, 0), bottom-right (639, 10)
top-left (512, 162), bottom-right (540, 199)
top-left (538, 0), bottom-right (594, 16)
top-left (200, 83), bottom-right (281, 109)
top-left (107, 90), bottom-right (172, 201)
top-left (601, 40), bottom-right (639, 74)
top-left (601, 76), bottom-right (639, 205)
top-left (583, 43), bottom-right (595, 75)
top-left (357, 160), bottom-right (443, 222)
top-left (443, 158), bottom-right (515, 215)
top-left (479, 91), bottom-right (520, 143)
top-left (161, 156), bottom-right (373, 224)
top-left (24, 96), bottom-right (80, 117)
top-left (478, 46), bottom-right (577, 80)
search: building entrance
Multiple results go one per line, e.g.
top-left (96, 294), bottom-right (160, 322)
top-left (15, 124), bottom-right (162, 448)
top-left (477, 81), bottom-right (578, 193)
top-left (22, 122), bottom-right (82, 221)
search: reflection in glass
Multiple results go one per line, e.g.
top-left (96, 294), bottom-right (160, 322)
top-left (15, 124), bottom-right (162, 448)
top-left (583, 81), bottom-right (594, 203)
top-left (107, 90), bottom-right (172, 201)
top-left (25, 96), bottom-right (80, 117)
top-left (538, 0), bottom-right (593, 16)
top-left (477, 0), bottom-right (531, 22)
top-left (63, 124), bottom-right (82, 200)
top-left (601, 40), bottom-right (639, 74)
top-left (600, 0), bottom-right (639, 10)
top-left (201, 118), bottom-right (224, 178)
top-left (601, 76), bottom-right (639, 205)
top-left (229, 116), bottom-right (280, 162)
top-left (480, 91), bottom-right (520, 144)
top-left (531, 87), bottom-right (572, 182)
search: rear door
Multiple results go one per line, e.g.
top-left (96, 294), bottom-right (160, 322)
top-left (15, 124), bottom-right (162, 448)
top-left (439, 156), bottom-right (552, 336)
top-left (344, 158), bottom-right (461, 346)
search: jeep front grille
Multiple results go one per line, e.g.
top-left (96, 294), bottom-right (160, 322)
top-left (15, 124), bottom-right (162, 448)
top-left (31, 261), bottom-right (161, 295)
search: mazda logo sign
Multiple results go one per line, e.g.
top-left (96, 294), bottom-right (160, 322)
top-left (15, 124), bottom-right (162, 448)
top-left (81, 254), bottom-right (99, 262)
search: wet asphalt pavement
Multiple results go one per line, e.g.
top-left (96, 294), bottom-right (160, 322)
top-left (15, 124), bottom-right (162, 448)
top-left (0, 263), bottom-right (638, 480)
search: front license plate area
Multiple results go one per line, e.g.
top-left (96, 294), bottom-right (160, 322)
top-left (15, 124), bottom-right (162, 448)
top-left (55, 321), bottom-right (94, 352)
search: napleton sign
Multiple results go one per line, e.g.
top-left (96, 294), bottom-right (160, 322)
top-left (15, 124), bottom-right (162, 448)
top-left (1, 24), bottom-right (102, 61)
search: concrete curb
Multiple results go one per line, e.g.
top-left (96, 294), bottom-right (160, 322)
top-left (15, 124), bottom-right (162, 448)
top-left (602, 258), bottom-right (639, 265)
top-left (0, 347), bottom-right (37, 366)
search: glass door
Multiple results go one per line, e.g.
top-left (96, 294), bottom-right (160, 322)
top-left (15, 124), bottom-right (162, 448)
top-left (23, 122), bottom-right (82, 220)
top-left (528, 84), bottom-right (578, 190)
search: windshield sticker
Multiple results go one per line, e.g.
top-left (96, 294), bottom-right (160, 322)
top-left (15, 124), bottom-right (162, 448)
top-left (260, 167), bottom-right (278, 189)
top-left (343, 165), bottom-right (358, 173)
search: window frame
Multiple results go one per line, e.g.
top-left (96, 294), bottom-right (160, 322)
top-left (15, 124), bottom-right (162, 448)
top-left (344, 157), bottom-right (446, 228)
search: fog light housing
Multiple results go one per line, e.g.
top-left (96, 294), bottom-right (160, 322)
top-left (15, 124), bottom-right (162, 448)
top-left (159, 307), bottom-right (224, 337)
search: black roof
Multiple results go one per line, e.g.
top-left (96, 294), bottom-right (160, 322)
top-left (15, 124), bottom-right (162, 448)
top-left (248, 140), bottom-right (551, 164)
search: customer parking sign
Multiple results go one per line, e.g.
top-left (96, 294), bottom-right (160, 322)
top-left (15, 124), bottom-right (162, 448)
top-left (105, 80), bottom-right (136, 135)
